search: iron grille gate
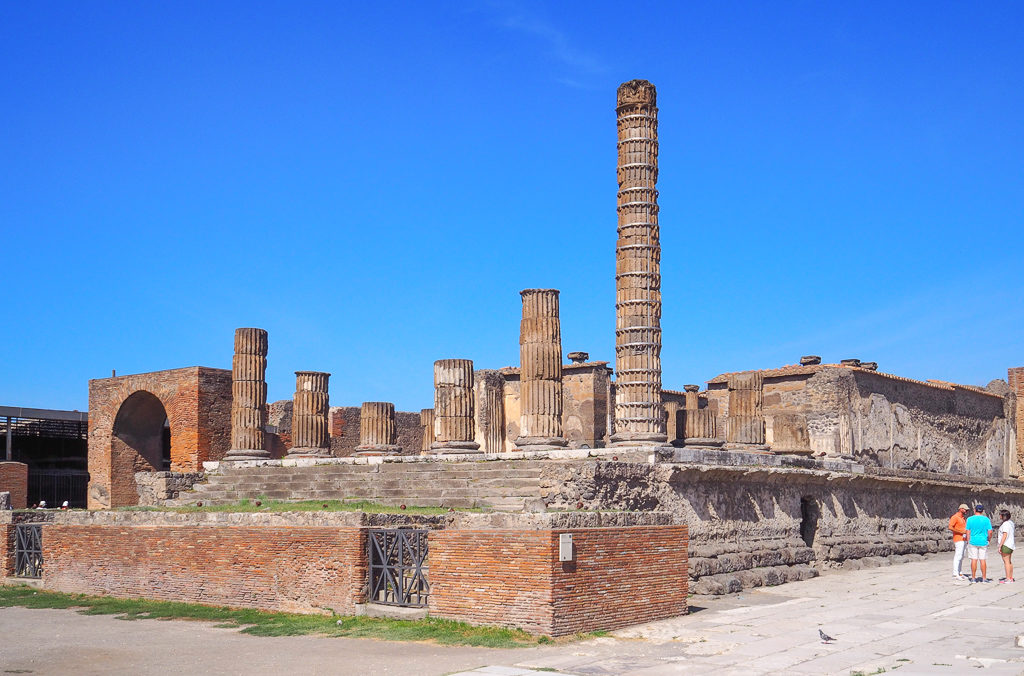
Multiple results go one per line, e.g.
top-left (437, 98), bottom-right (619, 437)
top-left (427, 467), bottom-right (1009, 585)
top-left (367, 528), bottom-right (429, 607)
top-left (14, 524), bottom-right (43, 578)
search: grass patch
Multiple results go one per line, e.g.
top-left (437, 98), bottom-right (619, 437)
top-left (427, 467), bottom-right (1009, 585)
top-left (118, 498), bottom-right (481, 515)
top-left (0, 585), bottom-right (545, 647)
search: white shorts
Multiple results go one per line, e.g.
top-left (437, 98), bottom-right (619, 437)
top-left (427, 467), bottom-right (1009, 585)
top-left (967, 544), bottom-right (987, 560)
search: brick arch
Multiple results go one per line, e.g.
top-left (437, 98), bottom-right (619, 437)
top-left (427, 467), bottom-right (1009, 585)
top-left (87, 367), bottom-right (232, 509)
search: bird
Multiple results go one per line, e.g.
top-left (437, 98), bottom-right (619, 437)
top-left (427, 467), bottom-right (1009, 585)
top-left (819, 628), bottom-right (836, 643)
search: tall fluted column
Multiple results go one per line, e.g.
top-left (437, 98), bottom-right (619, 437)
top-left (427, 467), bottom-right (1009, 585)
top-left (420, 408), bottom-right (435, 454)
top-left (226, 327), bottom-right (270, 460)
top-left (612, 79), bottom-right (667, 446)
top-left (354, 402), bottom-right (401, 455)
top-left (725, 372), bottom-right (766, 448)
top-left (430, 359), bottom-right (480, 452)
top-left (515, 289), bottom-right (566, 451)
top-left (288, 371), bottom-right (331, 457)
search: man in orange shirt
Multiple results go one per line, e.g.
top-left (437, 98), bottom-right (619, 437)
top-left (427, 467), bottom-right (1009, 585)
top-left (950, 503), bottom-right (969, 580)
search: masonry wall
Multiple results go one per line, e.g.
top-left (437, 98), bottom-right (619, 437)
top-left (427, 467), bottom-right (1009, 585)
top-left (42, 524), bottom-right (367, 614)
top-left (88, 367), bottom-right (232, 508)
top-left (543, 459), bottom-right (1024, 594)
top-left (0, 524), bottom-right (12, 576)
top-left (429, 524), bottom-right (688, 635)
top-left (328, 406), bottom-right (421, 456)
top-left (1010, 367), bottom-right (1024, 470)
top-left (0, 462), bottom-right (28, 509)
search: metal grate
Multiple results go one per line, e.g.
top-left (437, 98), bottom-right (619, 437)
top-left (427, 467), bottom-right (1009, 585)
top-left (367, 528), bottom-right (429, 607)
top-left (14, 524), bottom-right (43, 578)
top-left (29, 470), bottom-right (90, 508)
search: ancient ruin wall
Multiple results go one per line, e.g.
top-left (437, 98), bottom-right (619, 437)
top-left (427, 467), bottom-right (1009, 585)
top-left (542, 459), bottom-right (1024, 594)
top-left (327, 406), bottom-right (420, 457)
top-left (1010, 367), bottom-right (1024, 469)
top-left (613, 79), bottom-right (667, 444)
top-left (501, 363), bottom-right (612, 450)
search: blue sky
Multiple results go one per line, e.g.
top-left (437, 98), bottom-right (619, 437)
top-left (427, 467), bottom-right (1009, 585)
top-left (2, 2), bottom-right (1021, 412)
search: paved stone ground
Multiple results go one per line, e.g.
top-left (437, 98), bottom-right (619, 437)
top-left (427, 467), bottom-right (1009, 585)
top-left (3, 553), bottom-right (1024, 675)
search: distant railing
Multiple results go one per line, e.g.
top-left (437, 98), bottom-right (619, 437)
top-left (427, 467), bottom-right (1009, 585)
top-left (28, 469), bottom-right (89, 508)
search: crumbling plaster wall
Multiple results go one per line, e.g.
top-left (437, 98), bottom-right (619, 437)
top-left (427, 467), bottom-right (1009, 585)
top-left (501, 363), bottom-right (612, 450)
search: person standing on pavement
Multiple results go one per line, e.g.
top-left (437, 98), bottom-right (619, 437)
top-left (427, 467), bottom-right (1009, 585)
top-left (949, 503), bottom-right (970, 580)
top-left (997, 510), bottom-right (1015, 583)
top-left (966, 504), bottom-right (994, 582)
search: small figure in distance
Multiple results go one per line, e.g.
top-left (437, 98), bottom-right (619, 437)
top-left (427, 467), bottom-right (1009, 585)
top-left (61, 500), bottom-right (69, 510)
top-left (36, 500), bottom-right (47, 510)
top-left (966, 504), bottom-right (994, 582)
top-left (998, 509), bottom-right (1015, 583)
top-left (949, 503), bottom-right (970, 580)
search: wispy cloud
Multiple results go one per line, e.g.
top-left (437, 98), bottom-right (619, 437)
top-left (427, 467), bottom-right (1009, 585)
top-left (478, 0), bottom-right (607, 86)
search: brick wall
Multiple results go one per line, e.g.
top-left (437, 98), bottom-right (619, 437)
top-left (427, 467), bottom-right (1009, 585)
top-left (430, 525), bottom-right (689, 635)
top-left (88, 367), bottom-right (231, 508)
top-left (0, 524), bottom-right (12, 576)
top-left (42, 525), bottom-right (367, 614)
top-left (0, 462), bottom-right (28, 509)
top-left (329, 406), bottom-right (422, 456)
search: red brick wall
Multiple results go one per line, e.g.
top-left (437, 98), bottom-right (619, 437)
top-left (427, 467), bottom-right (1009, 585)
top-left (430, 529), bottom-right (554, 633)
top-left (430, 525), bottom-right (689, 636)
top-left (1010, 368), bottom-right (1024, 469)
top-left (42, 526), bottom-right (367, 614)
top-left (88, 367), bottom-right (231, 508)
top-left (0, 462), bottom-right (28, 509)
top-left (550, 526), bottom-right (688, 635)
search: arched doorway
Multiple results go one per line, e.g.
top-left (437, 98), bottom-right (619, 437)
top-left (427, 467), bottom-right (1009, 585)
top-left (110, 391), bottom-right (171, 505)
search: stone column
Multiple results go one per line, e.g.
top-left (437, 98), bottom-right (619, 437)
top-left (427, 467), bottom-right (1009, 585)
top-left (515, 289), bottom-right (566, 451)
top-left (612, 79), bottom-right (667, 446)
top-left (725, 372), bottom-right (766, 448)
top-left (475, 369), bottom-right (506, 453)
top-left (354, 402), bottom-right (401, 455)
top-left (225, 327), bottom-right (270, 460)
top-left (430, 359), bottom-right (480, 452)
top-left (288, 371), bottom-right (330, 457)
top-left (682, 385), bottom-right (719, 446)
top-left (419, 408), bottom-right (435, 453)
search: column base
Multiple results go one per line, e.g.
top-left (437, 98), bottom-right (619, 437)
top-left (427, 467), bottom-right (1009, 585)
top-left (428, 441), bottom-right (481, 453)
top-left (514, 436), bottom-right (567, 452)
top-left (679, 437), bottom-right (724, 449)
top-left (723, 442), bottom-right (771, 453)
top-left (224, 449), bottom-right (271, 461)
top-left (286, 447), bottom-right (332, 458)
top-left (353, 445), bottom-right (402, 457)
top-left (610, 432), bottom-right (669, 447)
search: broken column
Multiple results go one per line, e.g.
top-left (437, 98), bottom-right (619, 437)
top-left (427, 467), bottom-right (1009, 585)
top-left (419, 408), bottom-right (434, 454)
top-left (475, 369), bottom-right (506, 453)
top-left (515, 289), bottom-right (566, 451)
top-left (725, 372), bottom-right (766, 449)
top-left (354, 402), bottom-right (401, 455)
top-left (430, 359), bottom-right (480, 452)
top-left (683, 384), bottom-right (719, 447)
top-left (612, 79), bottom-right (667, 446)
top-left (225, 327), bottom-right (270, 460)
top-left (288, 371), bottom-right (331, 457)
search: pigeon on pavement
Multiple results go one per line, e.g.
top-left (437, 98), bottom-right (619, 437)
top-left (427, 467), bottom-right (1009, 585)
top-left (819, 628), bottom-right (836, 643)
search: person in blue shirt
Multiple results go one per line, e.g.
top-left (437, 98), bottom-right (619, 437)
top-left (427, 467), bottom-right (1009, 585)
top-left (966, 504), bottom-right (994, 582)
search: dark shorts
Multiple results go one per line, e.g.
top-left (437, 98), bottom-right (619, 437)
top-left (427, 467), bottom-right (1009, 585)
top-left (1002, 545), bottom-right (1014, 555)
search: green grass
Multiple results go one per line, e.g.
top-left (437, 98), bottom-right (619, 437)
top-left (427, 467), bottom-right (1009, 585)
top-left (0, 585), bottom-right (545, 647)
top-left (117, 498), bottom-right (482, 515)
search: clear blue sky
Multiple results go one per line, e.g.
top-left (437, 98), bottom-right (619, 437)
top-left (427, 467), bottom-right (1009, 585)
top-left (2, 2), bottom-right (1021, 412)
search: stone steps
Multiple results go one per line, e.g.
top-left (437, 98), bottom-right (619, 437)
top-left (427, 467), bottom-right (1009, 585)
top-left (173, 459), bottom-right (564, 511)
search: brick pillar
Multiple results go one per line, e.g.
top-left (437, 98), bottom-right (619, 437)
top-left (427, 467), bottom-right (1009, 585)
top-left (288, 371), bottom-right (331, 457)
top-left (226, 328), bottom-right (270, 460)
top-left (354, 402), bottom-right (401, 456)
top-left (725, 372), bottom-right (766, 448)
top-left (420, 408), bottom-right (435, 453)
top-left (515, 289), bottom-right (566, 451)
top-left (475, 369), bottom-right (506, 453)
top-left (430, 359), bottom-right (480, 452)
top-left (0, 462), bottom-right (28, 509)
top-left (612, 79), bottom-right (667, 446)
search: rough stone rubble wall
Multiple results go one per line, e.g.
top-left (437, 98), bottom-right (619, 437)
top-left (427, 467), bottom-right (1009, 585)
top-left (541, 460), bottom-right (1024, 594)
